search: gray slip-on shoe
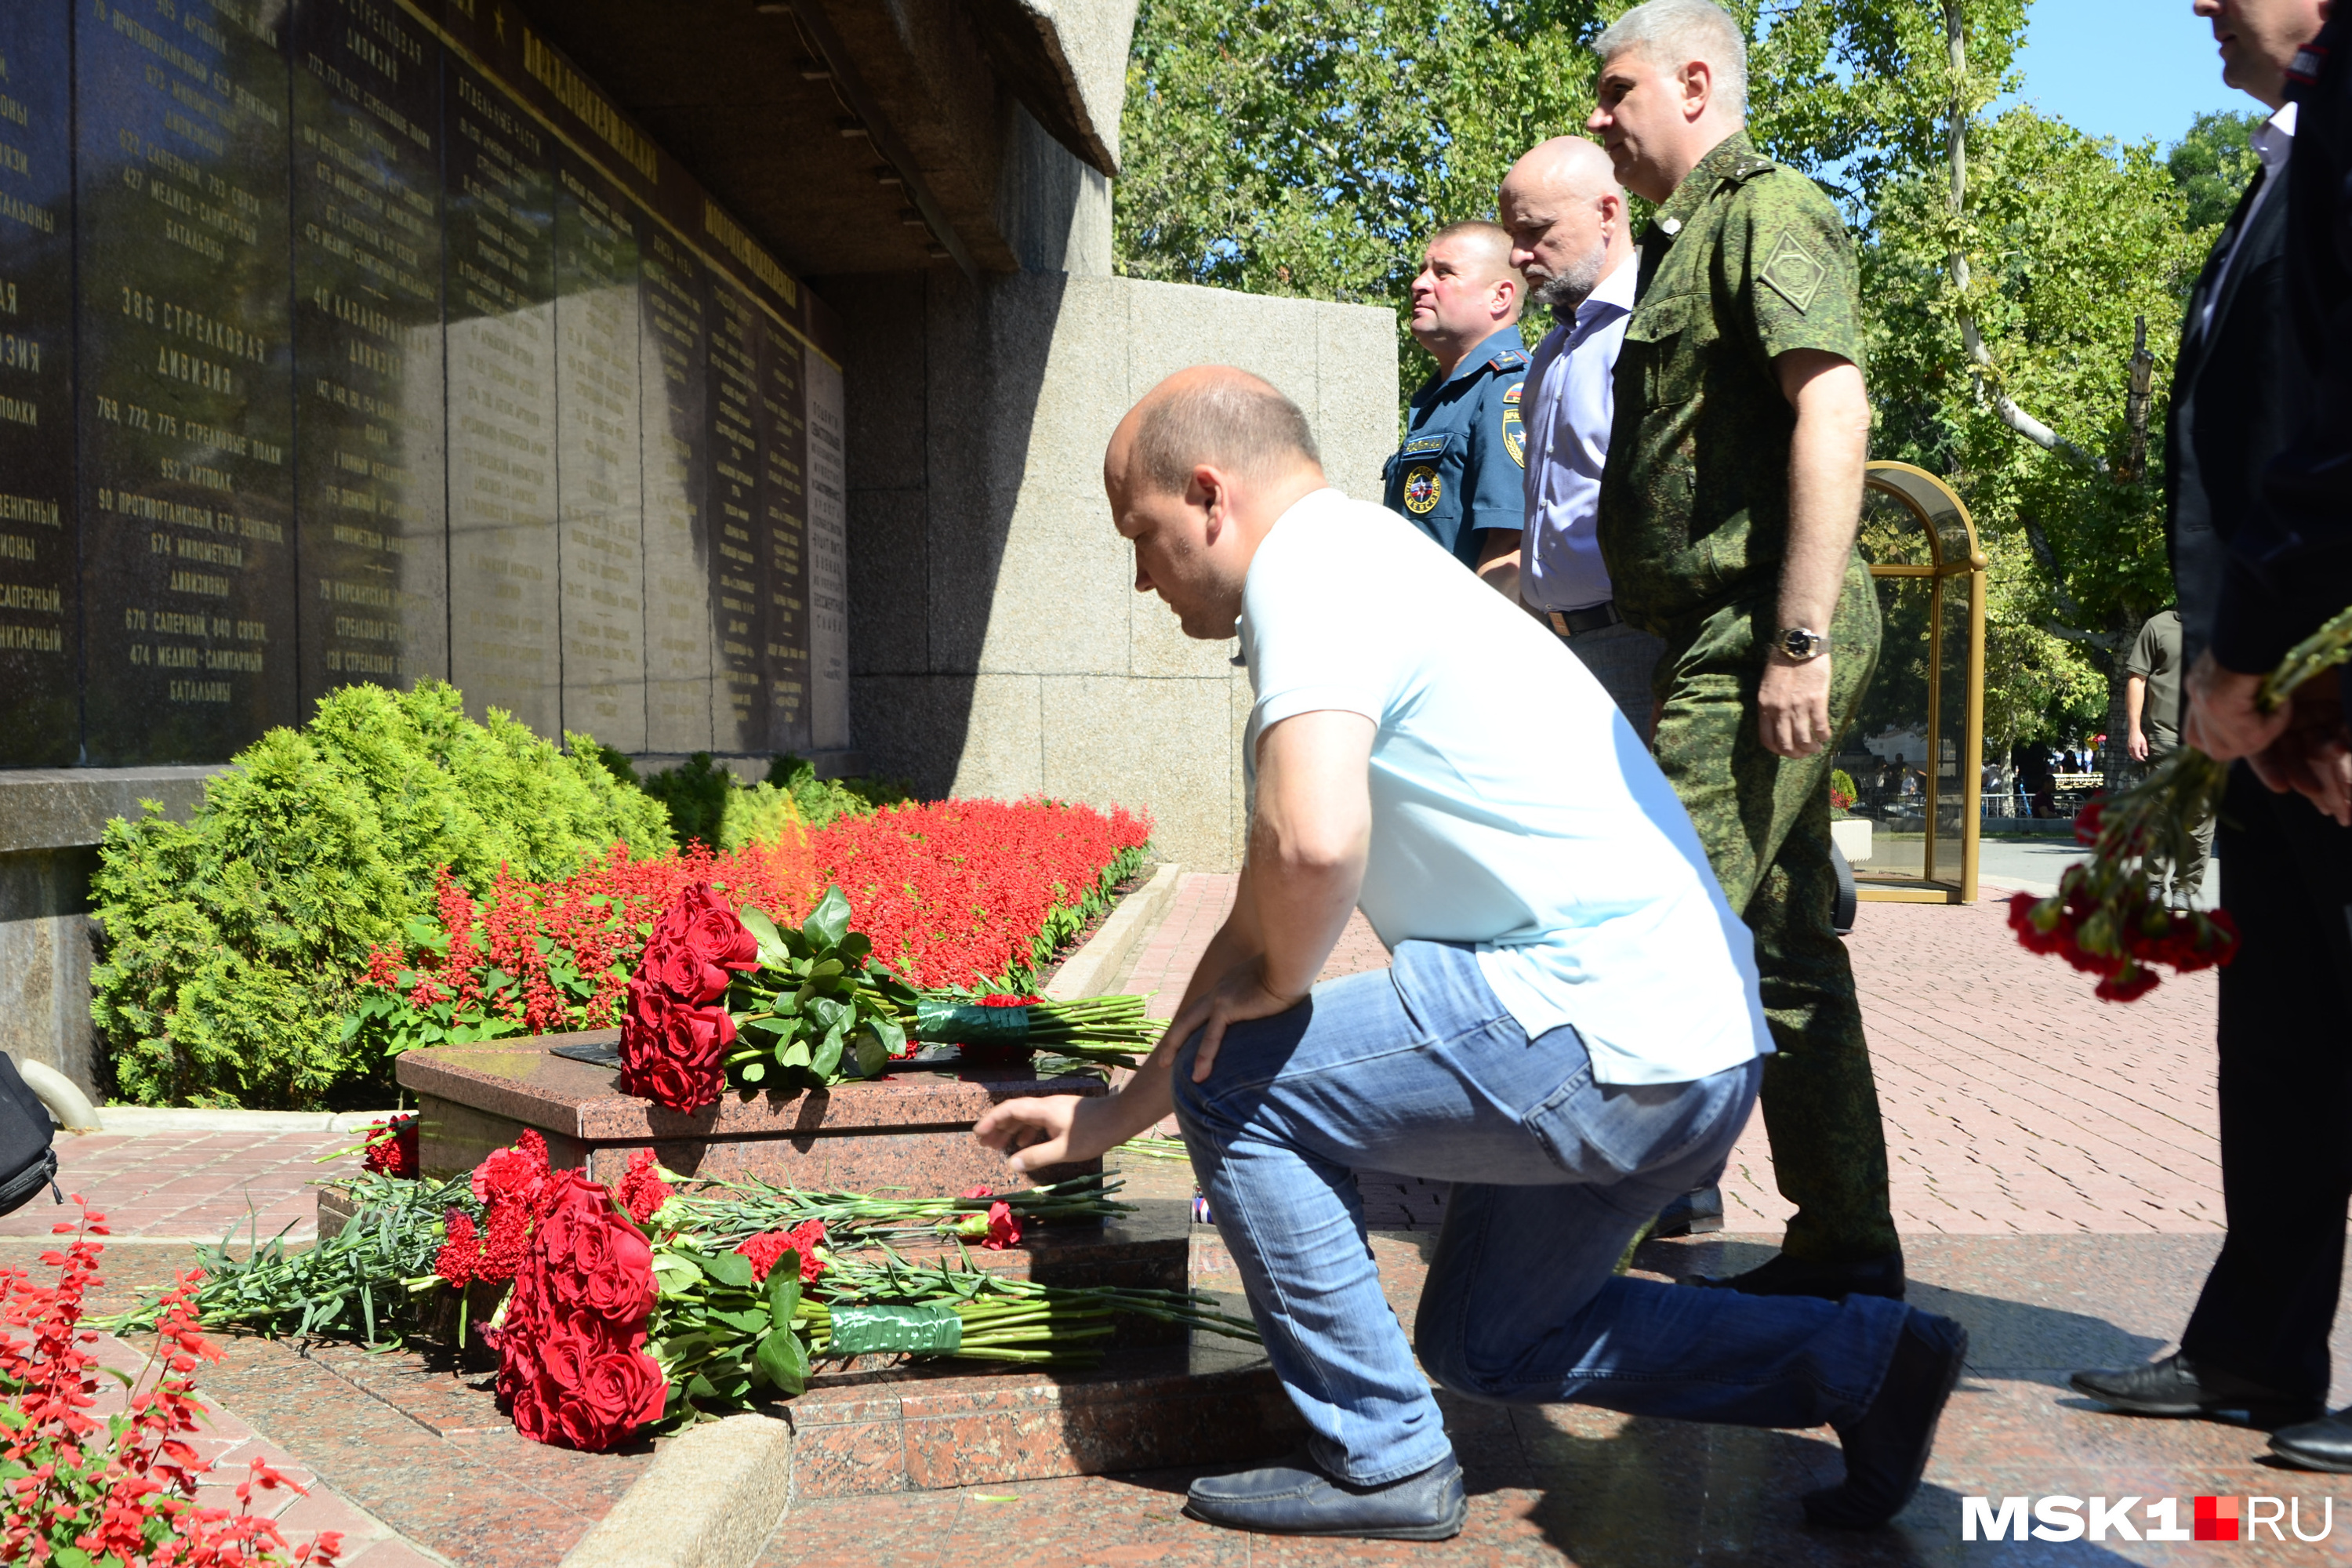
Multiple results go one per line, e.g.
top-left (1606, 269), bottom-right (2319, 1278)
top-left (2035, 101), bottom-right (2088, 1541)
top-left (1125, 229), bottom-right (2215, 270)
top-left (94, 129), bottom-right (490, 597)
top-left (1183, 1454), bottom-right (1466, 1540)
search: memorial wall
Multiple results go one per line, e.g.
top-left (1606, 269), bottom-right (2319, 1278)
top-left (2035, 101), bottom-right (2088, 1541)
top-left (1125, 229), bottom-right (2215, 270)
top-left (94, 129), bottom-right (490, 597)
top-left (0, 0), bottom-right (848, 768)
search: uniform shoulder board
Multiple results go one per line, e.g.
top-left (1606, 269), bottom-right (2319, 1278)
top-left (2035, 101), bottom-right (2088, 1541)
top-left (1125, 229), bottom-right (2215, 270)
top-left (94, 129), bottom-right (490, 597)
top-left (1726, 154), bottom-right (1777, 183)
top-left (1488, 348), bottom-right (1528, 371)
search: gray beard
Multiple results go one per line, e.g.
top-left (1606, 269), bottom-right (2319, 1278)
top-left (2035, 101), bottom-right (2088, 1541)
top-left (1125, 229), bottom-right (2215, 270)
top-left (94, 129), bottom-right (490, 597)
top-left (1529, 250), bottom-right (1606, 313)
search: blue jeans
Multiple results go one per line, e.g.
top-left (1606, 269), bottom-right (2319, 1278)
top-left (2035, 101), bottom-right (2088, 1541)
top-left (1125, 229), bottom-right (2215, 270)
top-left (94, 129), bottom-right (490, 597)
top-left (1171, 940), bottom-right (1911, 1485)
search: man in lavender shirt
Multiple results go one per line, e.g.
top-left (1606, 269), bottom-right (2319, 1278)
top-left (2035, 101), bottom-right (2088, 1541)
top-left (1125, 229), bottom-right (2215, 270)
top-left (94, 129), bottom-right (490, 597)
top-left (1497, 136), bottom-right (1669, 740)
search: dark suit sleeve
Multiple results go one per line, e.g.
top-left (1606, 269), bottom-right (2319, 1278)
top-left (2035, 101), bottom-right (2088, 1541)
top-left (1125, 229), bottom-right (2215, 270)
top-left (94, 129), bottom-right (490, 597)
top-left (2220, 12), bottom-right (2352, 671)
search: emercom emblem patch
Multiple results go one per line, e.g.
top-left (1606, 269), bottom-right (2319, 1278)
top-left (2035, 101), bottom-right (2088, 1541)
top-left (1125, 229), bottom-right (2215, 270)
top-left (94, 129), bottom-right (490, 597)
top-left (1760, 231), bottom-right (1827, 313)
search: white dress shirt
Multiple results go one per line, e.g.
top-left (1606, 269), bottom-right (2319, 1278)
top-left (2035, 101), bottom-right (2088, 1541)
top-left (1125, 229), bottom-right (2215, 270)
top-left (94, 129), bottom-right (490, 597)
top-left (1519, 258), bottom-right (1637, 613)
top-left (2199, 102), bottom-right (2296, 339)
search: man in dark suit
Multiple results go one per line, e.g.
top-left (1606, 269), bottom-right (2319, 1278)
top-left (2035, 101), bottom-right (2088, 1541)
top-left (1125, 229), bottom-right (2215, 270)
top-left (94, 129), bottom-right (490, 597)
top-left (2180, 0), bottom-right (2352, 1476)
top-left (2074, 0), bottom-right (2352, 1465)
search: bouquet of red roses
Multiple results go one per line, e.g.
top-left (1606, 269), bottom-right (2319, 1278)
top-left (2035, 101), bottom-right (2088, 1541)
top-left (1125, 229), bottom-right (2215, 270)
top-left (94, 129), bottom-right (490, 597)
top-left (491, 1166), bottom-right (668, 1451)
top-left (616, 884), bottom-right (1162, 1113)
top-left (614, 884), bottom-right (766, 1108)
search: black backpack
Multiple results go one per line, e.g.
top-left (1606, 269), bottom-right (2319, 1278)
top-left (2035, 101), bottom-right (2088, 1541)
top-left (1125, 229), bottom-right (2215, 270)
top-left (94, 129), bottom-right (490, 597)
top-left (0, 1053), bottom-right (62, 1218)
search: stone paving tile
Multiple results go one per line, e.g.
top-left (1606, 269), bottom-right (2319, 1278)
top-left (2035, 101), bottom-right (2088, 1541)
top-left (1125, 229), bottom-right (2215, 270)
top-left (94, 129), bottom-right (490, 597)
top-left (1115, 874), bottom-right (2231, 1238)
top-left (74, 1319), bottom-right (444, 1564)
top-left (0, 1129), bottom-right (365, 1241)
top-left (760, 1232), bottom-right (2352, 1568)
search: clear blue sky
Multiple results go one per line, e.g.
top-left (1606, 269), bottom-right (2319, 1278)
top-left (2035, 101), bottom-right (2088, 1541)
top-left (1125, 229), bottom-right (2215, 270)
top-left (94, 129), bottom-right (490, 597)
top-left (2008, 0), bottom-right (2259, 147)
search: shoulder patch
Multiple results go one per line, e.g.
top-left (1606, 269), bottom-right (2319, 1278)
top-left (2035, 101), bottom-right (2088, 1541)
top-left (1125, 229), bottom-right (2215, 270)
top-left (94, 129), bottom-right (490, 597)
top-left (1501, 385), bottom-right (1525, 467)
top-left (1489, 348), bottom-right (1528, 370)
top-left (1501, 383), bottom-right (1522, 405)
top-left (1759, 230), bottom-right (1828, 313)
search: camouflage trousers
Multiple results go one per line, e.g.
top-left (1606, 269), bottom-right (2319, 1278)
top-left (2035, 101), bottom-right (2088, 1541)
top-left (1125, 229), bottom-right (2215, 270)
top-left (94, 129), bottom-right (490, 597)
top-left (1649, 556), bottom-right (1899, 1263)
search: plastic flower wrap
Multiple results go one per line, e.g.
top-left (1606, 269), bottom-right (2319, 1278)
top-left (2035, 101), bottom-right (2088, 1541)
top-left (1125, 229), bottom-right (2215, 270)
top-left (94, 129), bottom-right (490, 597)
top-left (2010, 604), bottom-right (2352, 999)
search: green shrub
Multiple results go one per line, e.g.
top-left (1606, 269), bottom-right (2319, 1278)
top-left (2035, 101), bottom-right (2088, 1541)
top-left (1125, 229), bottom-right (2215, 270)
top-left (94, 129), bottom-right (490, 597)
top-left (766, 753), bottom-right (913, 829)
top-left (89, 682), bottom-right (673, 1109)
top-left (638, 752), bottom-right (916, 846)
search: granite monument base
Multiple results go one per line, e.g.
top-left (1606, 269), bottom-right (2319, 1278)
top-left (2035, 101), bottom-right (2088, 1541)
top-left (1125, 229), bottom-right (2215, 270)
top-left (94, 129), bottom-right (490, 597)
top-left (395, 1029), bottom-right (1108, 1194)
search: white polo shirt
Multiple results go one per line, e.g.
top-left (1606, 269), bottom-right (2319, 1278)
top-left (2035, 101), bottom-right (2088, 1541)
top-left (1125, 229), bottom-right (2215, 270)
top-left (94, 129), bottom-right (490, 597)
top-left (1240, 488), bottom-right (1769, 1085)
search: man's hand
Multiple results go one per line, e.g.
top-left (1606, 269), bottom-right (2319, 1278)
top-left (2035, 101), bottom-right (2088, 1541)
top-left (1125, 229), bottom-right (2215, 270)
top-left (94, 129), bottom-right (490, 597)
top-left (974, 1093), bottom-right (1119, 1176)
top-left (2127, 725), bottom-right (2150, 763)
top-left (1759, 652), bottom-right (1835, 758)
top-left (2249, 683), bottom-right (2352, 826)
top-left (1159, 952), bottom-right (1305, 1086)
top-left (2183, 652), bottom-right (2289, 761)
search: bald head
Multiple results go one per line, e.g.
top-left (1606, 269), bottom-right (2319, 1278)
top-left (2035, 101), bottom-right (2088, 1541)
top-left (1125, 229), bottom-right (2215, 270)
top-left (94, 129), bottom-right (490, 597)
top-left (1503, 136), bottom-right (1622, 208)
top-left (1497, 137), bottom-right (1632, 311)
top-left (1117, 366), bottom-right (1322, 499)
top-left (1105, 367), bottom-right (1328, 642)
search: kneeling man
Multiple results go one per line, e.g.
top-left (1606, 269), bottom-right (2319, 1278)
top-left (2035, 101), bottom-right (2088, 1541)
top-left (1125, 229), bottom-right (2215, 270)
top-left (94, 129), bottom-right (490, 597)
top-left (975, 366), bottom-right (1965, 1540)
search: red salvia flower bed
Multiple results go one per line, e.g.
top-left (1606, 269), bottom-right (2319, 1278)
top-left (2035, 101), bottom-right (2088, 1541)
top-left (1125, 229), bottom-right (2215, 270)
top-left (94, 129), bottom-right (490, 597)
top-left (358, 798), bottom-right (1149, 1044)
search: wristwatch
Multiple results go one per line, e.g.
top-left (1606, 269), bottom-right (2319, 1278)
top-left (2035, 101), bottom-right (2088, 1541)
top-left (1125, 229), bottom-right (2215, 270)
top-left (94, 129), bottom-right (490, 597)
top-left (1772, 627), bottom-right (1829, 662)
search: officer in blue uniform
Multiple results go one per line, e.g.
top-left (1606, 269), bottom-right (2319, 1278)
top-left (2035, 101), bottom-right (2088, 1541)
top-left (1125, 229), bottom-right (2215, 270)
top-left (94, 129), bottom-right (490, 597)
top-left (1381, 221), bottom-right (1530, 580)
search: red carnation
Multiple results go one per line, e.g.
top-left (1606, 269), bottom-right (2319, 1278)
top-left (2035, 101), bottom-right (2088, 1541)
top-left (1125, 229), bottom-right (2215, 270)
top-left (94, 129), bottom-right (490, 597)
top-left (435, 1209), bottom-right (481, 1289)
top-left (959, 1185), bottom-right (993, 1200)
top-left (983, 1200), bottom-right (1022, 1250)
top-left (362, 1114), bottom-right (419, 1178)
top-left (615, 1149), bottom-right (673, 1224)
top-left (737, 1218), bottom-right (826, 1284)
top-left (474, 1128), bottom-right (553, 1210)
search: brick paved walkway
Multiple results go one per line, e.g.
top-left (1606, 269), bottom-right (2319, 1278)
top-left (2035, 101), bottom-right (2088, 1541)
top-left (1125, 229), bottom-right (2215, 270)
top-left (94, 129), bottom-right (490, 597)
top-left (0, 1129), bottom-right (364, 1242)
top-left (1120, 873), bottom-right (2225, 1236)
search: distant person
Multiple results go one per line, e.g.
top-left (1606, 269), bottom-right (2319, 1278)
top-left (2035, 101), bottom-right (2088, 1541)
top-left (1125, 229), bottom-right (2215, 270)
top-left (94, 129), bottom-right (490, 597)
top-left (1586, 0), bottom-right (1902, 1312)
top-left (2124, 608), bottom-right (2214, 903)
top-left (1496, 136), bottom-right (1671, 737)
top-left (2075, 0), bottom-right (2352, 1477)
top-left (979, 365), bottom-right (1969, 1541)
top-left (1381, 223), bottom-right (1530, 581)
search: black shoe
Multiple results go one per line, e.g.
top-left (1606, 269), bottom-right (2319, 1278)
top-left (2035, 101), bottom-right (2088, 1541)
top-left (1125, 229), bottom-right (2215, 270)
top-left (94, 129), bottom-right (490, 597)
top-left (1802, 1309), bottom-right (1969, 1530)
top-left (2069, 1352), bottom-right (2321, 1429)
top-left (2270, 1410), bottom-right (2352, 1473)
top-left (1183, 1454), bottom-right (1467, 1540)
top-left (1690, 1248), bottom-right (1905, 1302)
top-left (1652, 1185), bottom-right (1724, 1238)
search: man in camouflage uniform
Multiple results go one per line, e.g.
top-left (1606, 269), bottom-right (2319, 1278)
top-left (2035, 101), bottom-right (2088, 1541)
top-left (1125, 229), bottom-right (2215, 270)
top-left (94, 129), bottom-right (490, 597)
top-left (1588, 0), bottom-right (1901, 1300)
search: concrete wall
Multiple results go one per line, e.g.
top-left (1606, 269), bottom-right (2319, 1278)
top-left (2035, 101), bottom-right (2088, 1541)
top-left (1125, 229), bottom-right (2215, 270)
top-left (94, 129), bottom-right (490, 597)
top-left (818, 263), bottom-right (1396, 871)
top-left (0, 768), bottom-right (220, 1094)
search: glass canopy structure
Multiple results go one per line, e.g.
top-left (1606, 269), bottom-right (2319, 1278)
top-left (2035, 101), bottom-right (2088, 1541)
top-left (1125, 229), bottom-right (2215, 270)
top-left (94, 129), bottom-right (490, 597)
top-left (1841, 462), bottom-right (1988, 904)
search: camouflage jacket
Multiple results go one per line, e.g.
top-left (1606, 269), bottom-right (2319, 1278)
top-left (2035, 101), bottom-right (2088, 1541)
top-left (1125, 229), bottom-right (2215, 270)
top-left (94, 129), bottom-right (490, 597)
top-left (1597, 131), bottom-right (1866, 630)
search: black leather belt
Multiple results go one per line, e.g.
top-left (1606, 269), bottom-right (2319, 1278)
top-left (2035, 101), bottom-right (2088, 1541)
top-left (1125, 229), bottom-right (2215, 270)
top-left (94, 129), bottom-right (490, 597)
top-left (1545, 603), bottom-right (1621, 638)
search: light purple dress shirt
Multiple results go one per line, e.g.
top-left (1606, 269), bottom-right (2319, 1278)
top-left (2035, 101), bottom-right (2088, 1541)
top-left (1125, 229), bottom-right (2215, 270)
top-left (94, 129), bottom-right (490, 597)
top-left (1519, 258), bottom-right (1636, 613)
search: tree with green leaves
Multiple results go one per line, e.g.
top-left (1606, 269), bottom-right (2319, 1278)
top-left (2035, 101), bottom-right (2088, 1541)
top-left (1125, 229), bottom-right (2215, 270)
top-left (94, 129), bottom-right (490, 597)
top-left (1116, 0), bottom-right (2212, 767)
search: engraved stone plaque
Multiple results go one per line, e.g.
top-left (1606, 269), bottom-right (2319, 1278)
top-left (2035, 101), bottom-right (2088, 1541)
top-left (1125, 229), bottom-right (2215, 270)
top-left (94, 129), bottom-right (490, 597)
top-left (759, 311), bottom-right (811, 754)
top-left (554, 154), bottom-right (646, 751)
top-left (641, 227), bottom-right (713, 753)
top-left (444, 53), bottom-right (559, 736)
top-left (0, 2), bottom-right (77, 764)
top-left (706, 275), bottom-right (765, 753)
top-left (78, 0), bottom-right (297, 764)
top-left (804, 350), bottom-right (850, 752)
top-left (292, 0), bottom-right (448, 708)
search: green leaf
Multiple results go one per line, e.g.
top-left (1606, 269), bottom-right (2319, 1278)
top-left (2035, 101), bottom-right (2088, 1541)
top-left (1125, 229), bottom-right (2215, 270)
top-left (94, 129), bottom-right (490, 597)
top-left (711, 1305), bottom-right (768, 1334)
top-left (756, 1323), bottom-right (809, 1396)
top-left (739, 906), bottom-right (787, 964)
top-left (767, 1261), bottom-right (802, 1329)
top-left (839, 931), bottom-right (872, 960)
top-left (779, 1038), bottom-right (811, 1070)
top-left (809, 1033), bottom-right (842, 1079)
top-left (805, 885), bottom-right (852, 948)
top-left (851, 1030), bottom-right (891, 1079)
top-left (739, 1061), bottom-right (765, 1083)
top-left (700, 1248), bottom-right (755, 1290)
